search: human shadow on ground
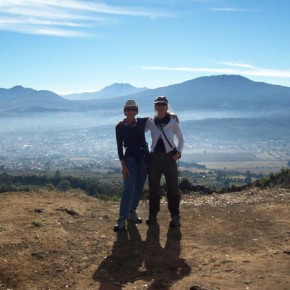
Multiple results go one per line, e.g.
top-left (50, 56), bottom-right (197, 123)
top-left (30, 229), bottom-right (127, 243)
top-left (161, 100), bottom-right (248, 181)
top-left (93, 223), bottom-right (191, 289)
top-left (144, 224), bottom-right (191, 289)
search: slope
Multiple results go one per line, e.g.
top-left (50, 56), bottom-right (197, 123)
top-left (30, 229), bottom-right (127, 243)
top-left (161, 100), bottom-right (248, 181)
top-left (0, 188), bottom-right (289, 290)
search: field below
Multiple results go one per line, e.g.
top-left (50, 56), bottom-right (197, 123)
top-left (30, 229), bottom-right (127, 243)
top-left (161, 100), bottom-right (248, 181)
top-left (183, 150), bottom-right (289, 174)
top-left (198, 160), bottom-right (287, 174)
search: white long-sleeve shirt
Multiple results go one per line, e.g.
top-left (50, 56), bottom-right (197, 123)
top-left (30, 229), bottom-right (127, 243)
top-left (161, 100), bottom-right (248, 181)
top-left (145, 116), bottom-right (184, 153)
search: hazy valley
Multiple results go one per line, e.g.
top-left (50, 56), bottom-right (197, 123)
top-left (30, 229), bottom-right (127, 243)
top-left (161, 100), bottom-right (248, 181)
top-left (1, 75), bottom-right (290, 178)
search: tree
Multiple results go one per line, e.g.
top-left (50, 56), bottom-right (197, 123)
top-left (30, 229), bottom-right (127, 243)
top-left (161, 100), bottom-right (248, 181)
top-left (46, 183), bottom-right (56, 191)
top-left (57, 180), bottom-right (71, 192)
top-left (179, 177), bottom-right (192, 192)
top-left (53, 170), bottom-right (62, 185)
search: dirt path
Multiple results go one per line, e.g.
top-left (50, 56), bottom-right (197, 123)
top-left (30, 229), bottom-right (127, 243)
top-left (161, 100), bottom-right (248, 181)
top-left (0, 188), bottom-right (289, 290)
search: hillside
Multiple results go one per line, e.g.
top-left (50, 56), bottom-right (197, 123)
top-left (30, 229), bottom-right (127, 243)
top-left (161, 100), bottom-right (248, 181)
top-left (128, 75), bottom-right (290, 113)
top-left (0, 86), bottom-right (71, 113)
top-left (0, 188), bottom-right (289, 290)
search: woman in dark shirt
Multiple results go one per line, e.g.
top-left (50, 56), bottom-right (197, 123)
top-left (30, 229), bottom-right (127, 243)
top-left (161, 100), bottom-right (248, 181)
top-left (114, 100), bottom-right (149, 231)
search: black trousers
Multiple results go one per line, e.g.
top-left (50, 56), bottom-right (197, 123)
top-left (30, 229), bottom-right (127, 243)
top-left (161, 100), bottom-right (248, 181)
top-left (148, 151), bottom-right (180, 217)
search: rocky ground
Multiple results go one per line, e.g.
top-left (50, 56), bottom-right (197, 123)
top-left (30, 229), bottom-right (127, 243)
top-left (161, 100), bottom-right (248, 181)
top-left (0, 188), bottom-right (289, 290)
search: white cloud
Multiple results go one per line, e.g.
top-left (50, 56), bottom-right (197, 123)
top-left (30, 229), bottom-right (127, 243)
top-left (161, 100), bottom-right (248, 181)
top-left (190, 0), bottom-right (217, 3)
top-left (0, 0), bottom-right (166, 16)
top-left (209, 7), bottom-right (249, 12)
top-left (32, 27), bottom-right (91, 37)
top-left (0, 0), bottom-right (169, 37)
top-left (141, 64), bottom-right (290, 78)
top-left (214, 61), bottom-right (258, 69)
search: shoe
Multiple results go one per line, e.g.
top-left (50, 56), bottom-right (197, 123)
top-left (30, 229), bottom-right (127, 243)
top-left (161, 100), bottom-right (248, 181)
top-left (127, 211), bottom-right (142, 224)
top-left (146, 214), bottom-right (157, 225)
top-left (113, 218), bottom-right (126, 231)
top-left (170, 215), bottom-right (181, 227)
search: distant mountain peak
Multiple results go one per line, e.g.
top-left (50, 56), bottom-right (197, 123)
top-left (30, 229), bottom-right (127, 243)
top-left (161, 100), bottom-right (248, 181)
top-left (108, 82), bottom-right (133, 87)
top-left (186, 74), bottom-right (252, 84)
top-left (64, 83), bottom-right (148, 100)
top-left (10, 85), bottom-right (25, 89)
top-left (9, 85), bottom-right (28, 91)
top-left (99, 82), bottom-right (147, 92)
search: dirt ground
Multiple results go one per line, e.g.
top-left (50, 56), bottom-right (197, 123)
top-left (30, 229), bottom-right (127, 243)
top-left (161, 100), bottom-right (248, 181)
top-left (0, 188), bottom-right (289, 290)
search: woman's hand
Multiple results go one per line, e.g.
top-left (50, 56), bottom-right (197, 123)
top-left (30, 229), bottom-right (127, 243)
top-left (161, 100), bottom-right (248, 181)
top-left (172, 151), bottom-right (181, 161)
top-left (122, 165), bottom-right (130, 179)
top-left (120, 159), bottom-right (129, 179)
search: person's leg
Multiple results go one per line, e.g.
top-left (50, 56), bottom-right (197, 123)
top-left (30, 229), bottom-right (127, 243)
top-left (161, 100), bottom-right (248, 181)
top-left (119, 157), bottom-right (137, 219)
top-left (128, 158), bottom-right (148, 223)
top-left (163, 153), bottom-right (180, 223)
top-left (147, 152), bottom-right (164, 222)
top-left (130, 158), bottom-right (148, 212)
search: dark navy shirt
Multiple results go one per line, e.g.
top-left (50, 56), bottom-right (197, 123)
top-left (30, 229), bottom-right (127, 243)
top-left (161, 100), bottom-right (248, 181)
top-left (116, 117), bottom-right (149, 160)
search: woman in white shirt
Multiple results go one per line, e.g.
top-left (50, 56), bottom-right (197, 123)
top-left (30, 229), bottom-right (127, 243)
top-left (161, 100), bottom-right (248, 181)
top-left (145, 96), bottom-right (184, 227)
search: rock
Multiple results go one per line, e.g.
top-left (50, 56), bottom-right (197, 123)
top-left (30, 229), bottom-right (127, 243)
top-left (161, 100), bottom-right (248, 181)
top-left (190, 285), bottom-right (208, 290)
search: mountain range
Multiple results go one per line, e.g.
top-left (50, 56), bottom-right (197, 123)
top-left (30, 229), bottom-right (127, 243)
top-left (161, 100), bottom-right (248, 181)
top-left (1, 75), bottom-right (290, 116)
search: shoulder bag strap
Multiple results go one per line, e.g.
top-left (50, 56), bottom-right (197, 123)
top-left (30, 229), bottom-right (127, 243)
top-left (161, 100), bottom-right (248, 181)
top-left (158, 124), bottom-right (173, 149)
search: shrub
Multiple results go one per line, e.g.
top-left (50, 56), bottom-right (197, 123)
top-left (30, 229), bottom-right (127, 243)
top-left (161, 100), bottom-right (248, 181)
top-left (57, 180), bottom-right (72, 192)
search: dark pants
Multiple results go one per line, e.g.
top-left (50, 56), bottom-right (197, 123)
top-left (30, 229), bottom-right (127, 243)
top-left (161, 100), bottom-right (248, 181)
top-left (148, 151), bottom-right (180, 218)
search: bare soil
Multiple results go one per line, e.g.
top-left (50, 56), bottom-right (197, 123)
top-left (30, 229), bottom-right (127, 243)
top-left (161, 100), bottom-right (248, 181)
top-left (0, 188), bottom-right (289, 290)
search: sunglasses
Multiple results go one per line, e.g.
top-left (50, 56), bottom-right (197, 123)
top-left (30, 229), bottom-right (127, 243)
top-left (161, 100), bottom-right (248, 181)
top-left (125, 107), bottom-right (138, 112)
top-left (155, 102), bottom-right (167, 106)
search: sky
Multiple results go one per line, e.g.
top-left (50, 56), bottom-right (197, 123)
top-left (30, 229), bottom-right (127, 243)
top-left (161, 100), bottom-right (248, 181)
top-left (1, 0), bottom-right (290, 95)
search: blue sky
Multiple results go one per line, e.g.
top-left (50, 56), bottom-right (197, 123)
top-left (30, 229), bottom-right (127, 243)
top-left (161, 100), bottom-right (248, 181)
top-left (1, 0), bottom-right (290, 95)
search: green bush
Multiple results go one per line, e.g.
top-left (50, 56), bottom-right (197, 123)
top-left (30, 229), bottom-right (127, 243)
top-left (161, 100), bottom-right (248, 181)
top-left (57, 180), bottom-right (72, 192)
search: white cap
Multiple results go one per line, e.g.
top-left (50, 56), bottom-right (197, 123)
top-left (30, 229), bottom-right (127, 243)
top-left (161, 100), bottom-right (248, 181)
top-left (124, 99), bottom-right (138, 108)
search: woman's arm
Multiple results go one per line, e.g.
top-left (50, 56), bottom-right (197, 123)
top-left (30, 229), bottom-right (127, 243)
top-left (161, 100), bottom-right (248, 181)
top-left (174, 120), bottom-right (184, 153)
top-left (115, 124), bottom-right (125, 161)
top-left (115, 124), bottom-right (130, 178)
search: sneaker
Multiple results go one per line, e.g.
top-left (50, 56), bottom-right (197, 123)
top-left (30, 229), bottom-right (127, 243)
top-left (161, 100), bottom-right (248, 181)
top-left (127, 211), bottom-right (142, 224)
top-left (169, 215), bottom-right (181, 227)
top-left (113, 218), bottom-right (126, 231)
top-left (146, 214), bottom-right (157, 225)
